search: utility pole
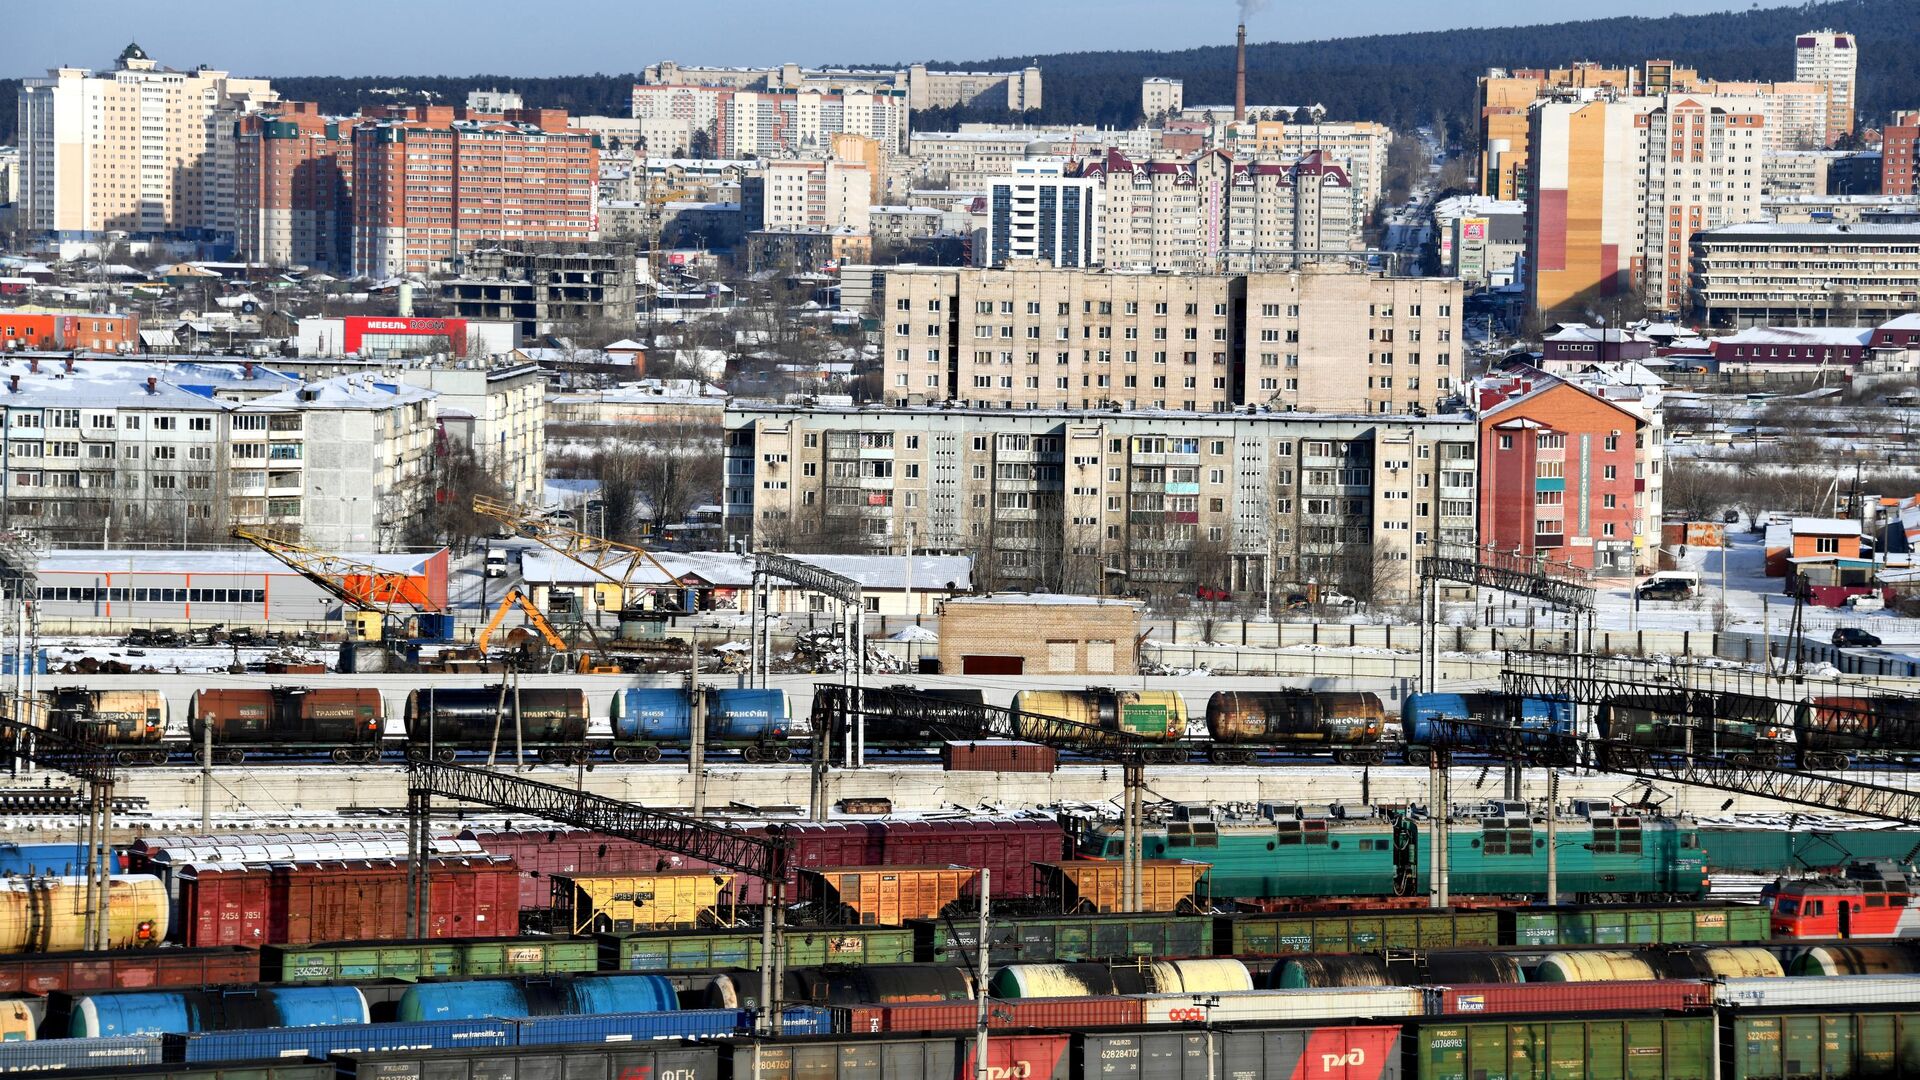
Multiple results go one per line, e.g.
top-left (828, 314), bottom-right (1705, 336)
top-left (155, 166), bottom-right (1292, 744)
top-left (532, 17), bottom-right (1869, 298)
top-left (973, 868), bottom-right (992, 1080)
top-left (690, 640), bottom-right (708, 816)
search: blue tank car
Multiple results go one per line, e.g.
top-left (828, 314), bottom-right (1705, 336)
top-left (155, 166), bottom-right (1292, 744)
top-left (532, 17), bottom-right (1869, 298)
top-left (1401, 693), bottom-right (1577, 764)
top-left (397, 975), bottom-right (678, 1022)
top-left (69, 985), bottom-right (369, 1038)
top-left (609, 688), bottom-right (790, 763)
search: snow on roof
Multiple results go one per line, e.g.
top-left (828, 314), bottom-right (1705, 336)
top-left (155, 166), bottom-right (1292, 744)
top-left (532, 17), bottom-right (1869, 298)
top-left (1715, 326), bottom-right (1872, 347)
top-left (245, 374), bottom-right (436, 411)
top-left (1791, 518), bottom-right (1864, 536)
top-left (39, 547), bottom-right (438, 577)
top-left (1880, 314), bottom-right (1920, 332)
top-left (0, 357), bottom-right (237, 410)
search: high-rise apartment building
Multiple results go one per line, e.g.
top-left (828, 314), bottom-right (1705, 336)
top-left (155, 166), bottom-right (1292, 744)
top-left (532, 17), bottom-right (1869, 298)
top-left (233, 102), bottom-right (359, 271)
top-left (1142, 78), bottom-right (1184, 122)
top-left (630, 84), bottom-right (909, 157)
top-left (1884, 112), bottom-right (1919, 198)
top-left (980, 164), bottom-right (1100, 268)
top-left (1084, 149), bottom-right (1357, 272)
top-left (725, 403), bottom-right (1480, 601)
top-left (1794, 29), bottom-right (1858, 144)
top-left (641, 61), bottom-right (1039, 114)
top-left (742, 159), bottom-right (872, 233)
top-left (350, 106), bottom-right (598, 279)
top-left (1527, 94), bottom-right (1766, 316)
top-left (16, 44), bottom-right (277, 241)
top-left (879, 265), bottom-right (1460, 416)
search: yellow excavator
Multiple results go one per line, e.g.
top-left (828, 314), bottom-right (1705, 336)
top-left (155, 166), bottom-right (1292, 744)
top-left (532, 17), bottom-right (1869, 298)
top-left (474, 590), bottom-right (621, 674)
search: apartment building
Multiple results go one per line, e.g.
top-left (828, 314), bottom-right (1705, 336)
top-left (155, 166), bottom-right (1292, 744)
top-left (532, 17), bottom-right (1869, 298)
top-left (1794, 29), bottom-right (1858, 144)
top-left (1081, 149), bottom-right (1358, 272)
top-left (0, 360), bottom-right (435, 550)
top-left (1217, 121), bottom-right (1391, 229)
top-left (980, 164), bottom-right (1100, 268)
top-left (1142, 79), bottom-right (1184, 122)
top-left (1476, 372), bottom-right (1663, 575)
top-left (1476, 64), bottom-right (1636, 201)
top-left (16, 44), bottom-right (277, 241)
top-left (905, 127), bottom-right (1166, 191)
top-left (1689, 222), bottom-right (1920, 328)
top-left (0, 313), bottom-right (138, 352)
top-left (641, 61), bottom-right (1040, 114)
top-left (742, 159), bottom-right (872, 233)
top-left (350, 105), bottom-right (599, 278)
top-left (1527, 93), bottom-right (1766, 316)
top-left (232, 101), bottom-right (359, 271)
top-left (1886, 112), bottom-right (1919, 198)
top-left (442, 240), bottom-right (638, 339)
top-left (724, 403), bottom-right (1479, 602)
top-left (630, 84), bottom-right (908, 157)
top-left (878, 265), bottom-right (1461, 416)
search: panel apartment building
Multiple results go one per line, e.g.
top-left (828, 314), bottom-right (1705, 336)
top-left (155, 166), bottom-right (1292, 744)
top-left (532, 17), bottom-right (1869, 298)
top-left (725, 404), bottom-right (1479, 602)
top-left (879, 265), bottom-right (1462, 415)
top-left (630, 84), bottom-right (909, 157)
top-left (233, 101), bottom-right (359, 271)
top-left (16, 44), bottom-right (277, 241)
top-left (351, 105), bottom-right (599, 278)
top-left (1527, 93), bottom-right (1767, 317)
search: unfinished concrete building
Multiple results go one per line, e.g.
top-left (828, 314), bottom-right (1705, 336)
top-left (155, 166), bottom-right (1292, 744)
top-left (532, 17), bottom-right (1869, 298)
top-left (444, 240), bottom-right (638, 338)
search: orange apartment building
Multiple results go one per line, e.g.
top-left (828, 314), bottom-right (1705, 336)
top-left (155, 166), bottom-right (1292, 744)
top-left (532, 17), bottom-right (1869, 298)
top-left (233, 102), bottom-right (360, 271)
top-left (0, 313), bottom-right (139, 352)
top-left (350, 106), bottom-right (599, 278)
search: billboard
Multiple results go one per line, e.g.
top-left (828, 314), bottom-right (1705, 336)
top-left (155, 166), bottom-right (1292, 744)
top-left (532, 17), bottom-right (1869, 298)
top-left (341, 316), bottom-right (470, 357)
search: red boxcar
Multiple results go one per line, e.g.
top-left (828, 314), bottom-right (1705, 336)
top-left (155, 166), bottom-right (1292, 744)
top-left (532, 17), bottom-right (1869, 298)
top-left (881, 819), bottom-right (1066, 899)
top-left (844, 996), bottom-right (1144, 1035)
top-left (942, 741), bottom-right (1058, 774)
top-left (0, 946), bottom-right (259, 995)
top-left (176, 866), bottom-right (273, 947)
top-left (269, 858), bottom-right (518, 945)
top-left (1435, 980), bottom-right (1712, 1016)
top-left (462, 829), bottom-right (696, 912)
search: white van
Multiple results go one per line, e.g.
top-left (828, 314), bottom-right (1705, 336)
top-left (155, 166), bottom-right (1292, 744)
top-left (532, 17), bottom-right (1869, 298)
top-left (485, 549), bottom-right (511, 578)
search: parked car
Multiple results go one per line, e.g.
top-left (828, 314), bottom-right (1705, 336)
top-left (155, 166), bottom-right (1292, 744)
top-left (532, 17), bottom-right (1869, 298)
top-left (1846, 594), bottom-right (1886, 612)
top-left (1636, 578), bottom-right (1694, 601)
top-left (1833, 627), bottom-right (1883, 648)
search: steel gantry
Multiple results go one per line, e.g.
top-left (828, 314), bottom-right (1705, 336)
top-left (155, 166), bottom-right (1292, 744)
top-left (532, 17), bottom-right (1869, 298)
top-left (404, 760), bottom-right (794, 1032)
top-left (750, 554), bottom-right (866, 772)
top-left (0, 710), bottom-right (120, 950)
top-left (808, 684), bottom-right (1167, 912)
top-left (472, 495), bottom-right (679, 602)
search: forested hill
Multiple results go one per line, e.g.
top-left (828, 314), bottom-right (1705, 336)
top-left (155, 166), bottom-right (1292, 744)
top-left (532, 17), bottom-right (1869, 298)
top-left (2, 0), bottom-right (1914, 145)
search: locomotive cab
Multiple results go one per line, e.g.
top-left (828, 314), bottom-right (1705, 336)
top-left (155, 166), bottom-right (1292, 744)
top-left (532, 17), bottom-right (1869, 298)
top-left (1770, 863), bottom-right (1919, 938)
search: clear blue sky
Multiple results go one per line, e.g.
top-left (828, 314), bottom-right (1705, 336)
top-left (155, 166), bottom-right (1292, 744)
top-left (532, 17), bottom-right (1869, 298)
top-left (5, 0), bottom-right (1769, 78)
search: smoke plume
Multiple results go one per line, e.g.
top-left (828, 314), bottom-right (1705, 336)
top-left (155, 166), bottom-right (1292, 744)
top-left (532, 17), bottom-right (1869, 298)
top-left (1238, 0), bottom-right (1270, 20)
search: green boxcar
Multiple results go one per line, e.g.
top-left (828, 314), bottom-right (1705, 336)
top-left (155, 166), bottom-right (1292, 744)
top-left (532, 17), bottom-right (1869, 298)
top-left (264, 940), bottom-right (462, 983)
top-left (1418, 1016), bottom-right (1713, 1080)
top-left (1725, 1011), bottom-right (1920, 1080)
top-left (909, 915), bottom-right (1211, 964)
top-left (458, 938), bottom-right (599, 976)
top-left (1228, 910), bottom-right (1500, 957)
top-left (1502, 905), bottom-right (1772, 947)
top-left (110, 1068), bottom-right (336, 1080)
top-left (601, 927), bottom-right (916, 972)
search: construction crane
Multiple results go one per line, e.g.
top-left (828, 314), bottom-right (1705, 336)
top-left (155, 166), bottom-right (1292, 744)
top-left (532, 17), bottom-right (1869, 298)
top-left (230, 526), bottom-right (452, 670)
top-left (470, 589), bottom-right (619, 674)
top-left (472, 495), bottom-right (685, 611)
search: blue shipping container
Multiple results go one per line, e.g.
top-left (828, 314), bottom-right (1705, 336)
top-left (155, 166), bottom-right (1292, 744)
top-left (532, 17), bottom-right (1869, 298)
top-left (0, 842), bottom-right (96, 877)
top-left (170, 1019), bottom-right (515, 1064)
top-left (513, 1008), bottom-right (741, 1046)
top-left (0, 1035), bottom-right (162, 1071)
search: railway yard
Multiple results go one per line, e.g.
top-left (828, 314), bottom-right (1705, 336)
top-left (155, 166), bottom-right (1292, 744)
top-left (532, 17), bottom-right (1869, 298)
top-left (0, 643), bottom-right (1915, 1080)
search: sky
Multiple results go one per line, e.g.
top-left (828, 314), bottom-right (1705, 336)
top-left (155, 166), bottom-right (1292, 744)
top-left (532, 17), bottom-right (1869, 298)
top-left (3, 0), bottom-right (1773, 79)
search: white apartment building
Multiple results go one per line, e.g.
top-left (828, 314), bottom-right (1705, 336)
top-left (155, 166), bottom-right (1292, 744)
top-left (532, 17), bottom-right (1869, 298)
top-left (743, 159), bottom-right (872, 233)
top-left (1638, 94), bottom-right (1770, 315)
top-left (1084, 149), bottom-right (1359, 272)
top-left (0, 360), bottom-right (435, 551)
top-left (1142, 78), bottom-right (1184, 122)
top-left (16, 44), bottom-right (277, 240)
top-left (1794, 29), bottom-right (1858, 144)
top-left (631, 84), bottom-right (908, 157)
top-left (724, 403), bottom-right (1479, 602)
top-left (641, 61), bottom-right (1040, 113)
top-left (979, 163), bottom-right (1100, 268)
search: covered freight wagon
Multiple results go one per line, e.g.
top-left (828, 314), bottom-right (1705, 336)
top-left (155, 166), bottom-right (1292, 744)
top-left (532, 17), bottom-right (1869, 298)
top-left (404, 687), bottom-right (590, 762)
top-left (609, 687), bottom-right (790, 763)
top-left (189, 687), bottom-right (384, 764)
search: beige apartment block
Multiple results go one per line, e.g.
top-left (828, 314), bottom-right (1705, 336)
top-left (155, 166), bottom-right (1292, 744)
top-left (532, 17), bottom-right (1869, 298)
top-left (17, 44), bottom-right (277, 238)
top-left (1242, 270), bottom-right (1463, 414)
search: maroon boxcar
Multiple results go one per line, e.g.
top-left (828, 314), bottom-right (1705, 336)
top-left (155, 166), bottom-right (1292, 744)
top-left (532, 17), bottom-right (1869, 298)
top-left (844, 996), bottom-right (1143, 1035)
top-left (269, 857), bottom-right (517, 945)
top-left (941, 741), bottom-right (1058, 774)
top-left (1434, 979), bottom-right (1712, 1016)
top-left (0, 946), bottom-right (260, 995)
top-left (176, 865), bottom-right (273, 948)
top-left (881, 818), bottom-right (1066, 899)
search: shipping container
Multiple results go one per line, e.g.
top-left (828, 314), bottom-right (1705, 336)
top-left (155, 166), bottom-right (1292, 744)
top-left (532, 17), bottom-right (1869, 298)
top-left (0, 1034), bottom-right (163, 1072)
top-left (0, 875), bottom-right (169, 953)
top-left (807, 866), bottom-right (978, 927)
top-left (1038, 860), bottom-right (1209, 915)
top-left (168, 1019), bottom-right (517, 1065)
top-left (334, 1042), bottom-right (721, 1080)
top-left (1417, 1015), bottom-right (1714, 1080)
top-left (1716, 975), bottom-right (1920, 1010)
top-left (0, 946), bottom-right (258, 996)
top-left (942, 741), bottom-right (1058, 773)
top-left (909, 914), bottom-right (1212, 965)
top-left (549, 872), bottom-right (736, 935)
top-left (602, 927), bottom-right (916, 972)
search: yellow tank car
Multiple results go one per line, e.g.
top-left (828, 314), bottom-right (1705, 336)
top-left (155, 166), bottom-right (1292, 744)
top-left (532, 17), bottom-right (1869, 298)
top-left (1011, 690), bottom-right (1188, 762)
top-left (0, 876), bottom-right (168, 953)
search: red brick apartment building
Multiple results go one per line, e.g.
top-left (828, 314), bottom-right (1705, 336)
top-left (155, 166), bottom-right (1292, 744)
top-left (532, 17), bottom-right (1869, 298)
top-left (233, 102), bottom-right (360, 272)
top-left (351, 106), bottom-right (599, 278)
top-left (1477, 374), bottom-right (1661, 576)
top-left (1884, 111), bottom-right (1918, 197)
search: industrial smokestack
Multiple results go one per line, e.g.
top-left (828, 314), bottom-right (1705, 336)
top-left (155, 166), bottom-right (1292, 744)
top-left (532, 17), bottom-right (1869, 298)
top-left (1235, 24), bottom-right (1248, 123)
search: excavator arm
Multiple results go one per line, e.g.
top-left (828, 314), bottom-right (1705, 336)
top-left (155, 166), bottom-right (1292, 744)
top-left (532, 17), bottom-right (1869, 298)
top-left (476, 590), bottom-right (569, 653)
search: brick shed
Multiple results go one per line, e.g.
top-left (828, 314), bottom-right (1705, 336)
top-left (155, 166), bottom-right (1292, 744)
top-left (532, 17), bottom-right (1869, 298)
top-left (936, 593), bottom-right (1144, 676)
